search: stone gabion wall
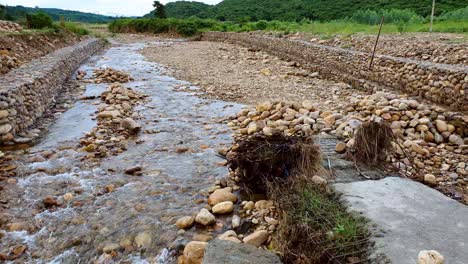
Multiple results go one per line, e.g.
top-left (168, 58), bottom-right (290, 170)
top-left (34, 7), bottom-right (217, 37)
top-left (202, 32), bottom-right (468, 112)
top-left (0, 38), bottom-right (106, 143)
top-left (0, 20), bottom-right (22, 33)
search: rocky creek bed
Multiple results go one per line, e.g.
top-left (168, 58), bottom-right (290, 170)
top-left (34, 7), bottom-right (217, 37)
top-left (0, 34), bottom-right (467, 264)
top-left (142, 38), bottom-right (468, 205)
top-left (0, 39), bottom-right (250, 263)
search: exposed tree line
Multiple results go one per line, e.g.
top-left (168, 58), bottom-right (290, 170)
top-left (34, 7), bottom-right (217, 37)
top-left (150, 0), bottom-right (467, 21)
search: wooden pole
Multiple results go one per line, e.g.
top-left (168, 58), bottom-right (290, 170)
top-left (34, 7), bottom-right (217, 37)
top-left (369, 16), bottom-right (384, 71)
top-left (430, 0), bottom-right (436, 32)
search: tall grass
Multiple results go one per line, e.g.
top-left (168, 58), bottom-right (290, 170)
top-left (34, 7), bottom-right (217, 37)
top-left (108, 7), bottom-right (468, 37)
top-left (350, 9), bottom-right (424, 25)
top-left (57, 22), bottom-right (90, 35)
top-left (438, 6), bottom-right (468, 21)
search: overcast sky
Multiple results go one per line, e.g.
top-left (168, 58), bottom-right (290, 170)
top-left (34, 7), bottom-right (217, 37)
top-left (2, 0), bottom-right (223, 16)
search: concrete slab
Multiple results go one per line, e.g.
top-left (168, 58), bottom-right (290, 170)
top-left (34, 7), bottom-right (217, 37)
top-left (203, 239), bottom-right (282, 264)
top-left (334, 177), bottom-right (468, 264)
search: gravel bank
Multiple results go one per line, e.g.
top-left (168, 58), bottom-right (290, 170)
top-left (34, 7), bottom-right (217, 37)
top-left (140, 40), bottom-right (367, 107)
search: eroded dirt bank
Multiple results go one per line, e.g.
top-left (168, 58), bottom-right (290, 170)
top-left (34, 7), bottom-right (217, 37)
top-left (0, 31), bottom-right (81, 75)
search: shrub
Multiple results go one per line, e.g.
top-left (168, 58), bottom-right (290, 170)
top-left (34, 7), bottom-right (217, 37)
top-left (351, 9), bottom-right (423, 25)
top-left (439, 6), bottom-right (468, 21)
top-left (176, 21), bottom-right (198, 36)
top-left (254, 20), bottom-right (268, 30)
top-left (59, 22), bottom-right (90, 35)
top-left (26, 12), bottom-right (53, 29)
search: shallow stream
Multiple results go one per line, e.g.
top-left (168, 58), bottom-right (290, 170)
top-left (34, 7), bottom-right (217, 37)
top-left (0, 40), bottom-right (243, 263)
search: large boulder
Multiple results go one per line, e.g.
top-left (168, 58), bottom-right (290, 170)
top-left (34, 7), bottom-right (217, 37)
top-left (418, 250), bottom-right (444, 264)
top-left (243, 230), bottom-right (270, 247)
top-left (195, 209), bottom-right (216, 226)
top-left (183, 241), bottom-right (208, 264)
top-left (208, 188), bottom-right (237, 206)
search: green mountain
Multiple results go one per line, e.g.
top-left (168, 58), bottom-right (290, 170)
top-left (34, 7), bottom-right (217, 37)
top-left (2, 5), bottom-right (117, 23)
top-left (160, 0), bottom-right (467, 21)
top-left (144, 1), bottom-right (213, 19)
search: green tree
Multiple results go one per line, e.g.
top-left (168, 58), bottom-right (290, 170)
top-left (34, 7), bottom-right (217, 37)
top-left (153, 1), bottom-right (167, 19)
top-left (26, 12), bottom-right (53, 29)
top-left (0, 4), bottom-right (6, 20)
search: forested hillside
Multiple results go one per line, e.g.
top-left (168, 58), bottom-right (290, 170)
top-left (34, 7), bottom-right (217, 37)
top-left (145, 1), bottom-right (212, 19)
top-left (2, 5), bottom-right (116, 23)
top-left (160, 0), bottom-right (467, 21)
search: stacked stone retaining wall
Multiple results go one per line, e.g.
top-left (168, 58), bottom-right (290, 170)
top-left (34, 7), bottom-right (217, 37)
top-left (202, 32), bottom-right (467, 112)
top-left (0, 38), bottom-right (106, 143)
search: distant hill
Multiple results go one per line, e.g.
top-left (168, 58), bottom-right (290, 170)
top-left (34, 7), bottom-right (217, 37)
top-left (156, 0), bottom-right (467, 21)
top-left (144, 1), bottom-right (213, 19)
top-left (3, 5), bottom-right (117, 23)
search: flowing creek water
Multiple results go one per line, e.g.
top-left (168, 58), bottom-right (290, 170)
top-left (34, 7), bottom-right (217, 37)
top-left (0, 40), bottom-right (243, 263)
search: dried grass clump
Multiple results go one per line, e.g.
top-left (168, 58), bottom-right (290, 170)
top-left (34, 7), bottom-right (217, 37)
top-left (269, 180), bottom-right (369, 264)
top-left (351, 121), bottom-right (396, 166)
top-left (227, 133), bottom-right (370, 264)
top-left (226, 134), bottom-right (322, 194)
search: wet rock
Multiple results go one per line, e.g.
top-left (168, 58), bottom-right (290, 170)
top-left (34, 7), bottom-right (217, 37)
top-left (335, 142), bottom-right (347, 153)
top-left (84, 144), bottom-right (97, 152)
top-left (418, 250), bottom-right (444, 264)
top-left (176, 216), bottom-right (195, 229)
top-left (208, 188), bottom-right (237, 206)
top-left (232, 215), bottom-right (241, 228)
top-left (183, 241), bottom-right (207, 264)
top-left (120, 118), bottom-right (141, 133)
top-left (195, 209), bottom-right (216, 226)
top-left (176, 147), bottom-right (190, 153)
top-left (243, 230), bottom-right (270, 247)
top-left (43, 195), bottom-right (59, 208)
top-left (102, 243), bottom-right (120, 253)
top-left (243, 201), bottom-right (254, 211)
top-left (212, 201), bottom-right (234, 214)
top-left (63, 193), bottom-right (74, 202)
top-left (193, 234), bottom-right (213, 242)
top-left (97, 110), bottom-right (120, 119)
top-left (125, 166), bottom-right (142, 175)
top-left (135, 231), bottom-right (152, 248)
top-left (11, 245), bottom-right (27, 256)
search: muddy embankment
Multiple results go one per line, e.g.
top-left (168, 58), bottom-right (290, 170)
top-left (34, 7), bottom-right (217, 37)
top-left (0, 37), bottom-right (106, 145)
top-left (202, 32), bottom-right (468, 112)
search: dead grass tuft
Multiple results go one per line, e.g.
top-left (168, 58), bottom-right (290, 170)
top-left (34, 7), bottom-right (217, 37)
top-left (227, 134), bottom-right (370, 263)
top-left (226, 134), bottom-right (322, 194)
top-left (350, 121), bottom-right (396, 166)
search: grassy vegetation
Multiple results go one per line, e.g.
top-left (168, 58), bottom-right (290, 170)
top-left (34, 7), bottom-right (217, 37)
top-left (58, 22), bottom-right (90, 36)
top-left (109, 11), bottom-right (468, 37)
top-left (271, 182), bottom-right (369, 263)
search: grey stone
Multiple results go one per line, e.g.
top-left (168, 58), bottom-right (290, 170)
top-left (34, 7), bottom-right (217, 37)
top-left (334, 177), bottom-right (468, 264)
top-left (202, 239), bottom-right (282, 264)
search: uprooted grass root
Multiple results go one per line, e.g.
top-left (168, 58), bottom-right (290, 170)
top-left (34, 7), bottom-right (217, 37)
top-left (269, 179), bottom-right (370, 264)
top-left (350, 121), bottom-right (396, 166)
top-left (227, 134), bottom-right (322, 194)
top-left (228, 134), bottom-right (370, 263)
